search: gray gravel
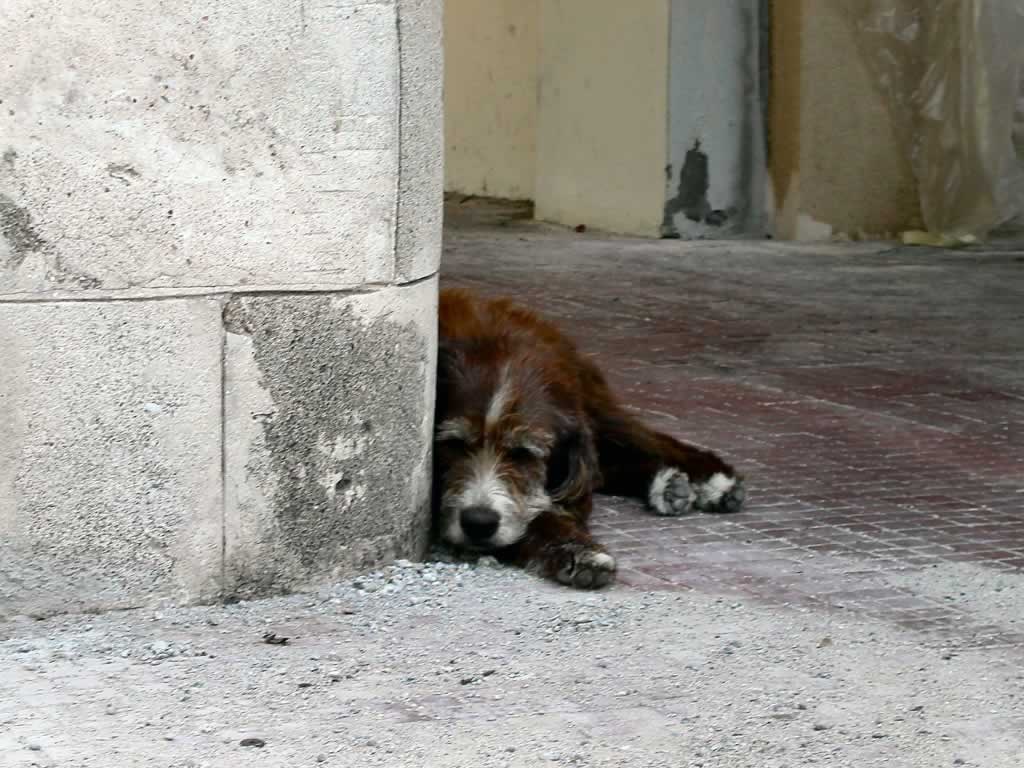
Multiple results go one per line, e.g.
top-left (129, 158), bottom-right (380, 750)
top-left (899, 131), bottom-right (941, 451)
top-left (1, 556), bottom-right (1022, 767)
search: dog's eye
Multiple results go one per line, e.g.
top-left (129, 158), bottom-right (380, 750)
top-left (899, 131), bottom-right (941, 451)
top-left (507, 446), bottom-right (540, 463)
top-left (437, 436), bottom-right (468, 449)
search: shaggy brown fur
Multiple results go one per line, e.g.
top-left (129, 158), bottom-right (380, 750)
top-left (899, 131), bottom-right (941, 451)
top-left (433, 288), bottom-right (746, 588)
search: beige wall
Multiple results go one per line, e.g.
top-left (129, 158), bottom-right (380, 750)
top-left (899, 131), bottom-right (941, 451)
top-left (534, 0), bottom-right (670, 236)
top-left (443, 0), bottom-right (539, 200)
top-left (771, 0), bottom-right (921, 239)
top-left (443, 0), bottom-right (669, 235)
top-left (444, 0), bottom-right (922, 240)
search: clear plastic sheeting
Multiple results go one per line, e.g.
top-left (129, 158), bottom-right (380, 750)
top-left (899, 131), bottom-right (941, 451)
top-left (852, 0), bottom-right (1024, 239)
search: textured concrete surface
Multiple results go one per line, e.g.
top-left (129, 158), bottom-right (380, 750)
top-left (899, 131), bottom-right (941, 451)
top-left (0, 560), bottom-right (1020, 767)
top-left (223, 281), bottom-right (438, 599)
top-left (0, 0), bottom-right (442, 616)
top-left (0, 299), bottom-right (224, 617)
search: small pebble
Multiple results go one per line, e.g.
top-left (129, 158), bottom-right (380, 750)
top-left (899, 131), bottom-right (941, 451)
top-left (240, 737), bottom-right (266, 748)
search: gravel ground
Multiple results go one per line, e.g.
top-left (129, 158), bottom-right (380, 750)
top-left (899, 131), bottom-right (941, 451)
top-left (2, 556), bottom-right (1022, 768)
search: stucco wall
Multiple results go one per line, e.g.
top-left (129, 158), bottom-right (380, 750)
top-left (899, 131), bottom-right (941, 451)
top-left (0, 0), bottom-right (442, 618)
top-left (443, 0), bottom-right (538, 200)
top-left (534, 0), bottom-right (670, 237)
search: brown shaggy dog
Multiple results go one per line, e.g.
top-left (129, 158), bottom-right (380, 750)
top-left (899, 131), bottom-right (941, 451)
top-left (433, 288), bottom-right (746, 588)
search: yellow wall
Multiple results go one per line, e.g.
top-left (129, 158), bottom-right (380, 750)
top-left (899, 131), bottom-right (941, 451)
top-left (534, 0), bottom-right (670, 237)
top-left (443, 0), bottom-right (539, 200)
top-left (444, 0), bottom-right (921, 240)
top-left (771, 0), bottom-right (920, 239)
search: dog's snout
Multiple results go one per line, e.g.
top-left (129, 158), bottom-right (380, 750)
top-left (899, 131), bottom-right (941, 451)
top-left (460, 506), bottom-right (500, 542)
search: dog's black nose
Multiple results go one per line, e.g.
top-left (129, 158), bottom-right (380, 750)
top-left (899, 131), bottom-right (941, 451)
top-left (460, 506), bottom-right (500, 542)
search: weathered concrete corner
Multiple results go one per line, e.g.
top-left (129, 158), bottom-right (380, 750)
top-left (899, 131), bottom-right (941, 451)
top-left (0, 0), bottom-right (442, 617)
top-left (222, 280), bottom-right (437, 599)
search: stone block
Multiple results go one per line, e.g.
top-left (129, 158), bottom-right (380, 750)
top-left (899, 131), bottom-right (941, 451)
top-left (0, 0), bottom-right (403, 297)
top-left (0, 0), bottom-right (443, 618)
top-left (0, 298), bottom-right (224, 618)
top-left (222, 278), bottom-right (437, 598)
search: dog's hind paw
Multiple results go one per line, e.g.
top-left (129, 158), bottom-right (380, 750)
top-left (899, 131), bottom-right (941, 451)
top-left (692, 472), bottom-right (746, 514)
top-left (648, 467), bottom-right (695, 516)
top-left (648, 468), bottom-right (746, 515)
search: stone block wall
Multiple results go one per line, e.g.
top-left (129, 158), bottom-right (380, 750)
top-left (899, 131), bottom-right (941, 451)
top-left (0, 0), bottom-right (442, 617)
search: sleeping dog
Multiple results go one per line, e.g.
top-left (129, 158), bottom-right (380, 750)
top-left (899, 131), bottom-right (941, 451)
top-left (433, 288), bottom-right (746, 588)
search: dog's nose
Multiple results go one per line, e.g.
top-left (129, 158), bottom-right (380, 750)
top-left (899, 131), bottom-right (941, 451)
top-left (460, 506), bottom-right (500, 542)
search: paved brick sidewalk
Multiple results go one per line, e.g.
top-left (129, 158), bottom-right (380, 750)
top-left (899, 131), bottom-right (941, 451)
top-left (443, 200), bottom-right (1024, 650)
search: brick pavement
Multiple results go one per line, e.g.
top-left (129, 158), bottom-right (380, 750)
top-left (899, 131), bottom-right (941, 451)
top-left (442, 199), bottom-right (1024, 649)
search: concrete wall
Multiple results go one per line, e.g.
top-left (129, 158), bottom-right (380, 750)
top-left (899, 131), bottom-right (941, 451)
top-left (443, 0), bottom-right (763, 238)
top-left (443, 0), bottom-right (538, 200)
top-left (0, 0), bottom-right (442, 618)
top-left (442, 0), bottom-right (926, 241)
top-left (534, 0), bottom-right (670, 237)
top-left (770, 0), bottom-right (921, 239)
top-left (665, 0), bottom-right (767, 238)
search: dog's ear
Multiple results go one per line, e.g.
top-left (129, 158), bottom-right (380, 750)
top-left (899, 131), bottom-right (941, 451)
top-left (436, 340), bottom-right (464, 386)
top-left (546, 421), bottom-right (599, 504)
top-left (436, 338), bottom-right (454, 372)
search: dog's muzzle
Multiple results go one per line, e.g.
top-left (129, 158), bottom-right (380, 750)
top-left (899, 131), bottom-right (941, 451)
top-left (459, 505), bottom-right (500, 546)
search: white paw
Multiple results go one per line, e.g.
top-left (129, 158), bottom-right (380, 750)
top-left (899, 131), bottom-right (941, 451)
top-left (692, 472), bottom-right (746, 513)
top-left (648, 467), bottom-right (695, 516)
top-left (555, 548), bottom-right (617, 589)
top-left (649, 469), bottom-right (746, 515)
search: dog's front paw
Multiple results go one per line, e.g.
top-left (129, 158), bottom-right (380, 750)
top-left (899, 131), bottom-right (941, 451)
top-left (692, 472), bottom-right (746, 514)
top-left (648, 467), bottom-right (695, 516)
top-left (553, 546), bottom-right (617, 589)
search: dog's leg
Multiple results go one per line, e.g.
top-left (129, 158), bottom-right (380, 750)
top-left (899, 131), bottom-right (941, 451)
top-left (506, 506), bottom-right (617, 589)
top-left (594, 409), bottom-right (746, 517)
